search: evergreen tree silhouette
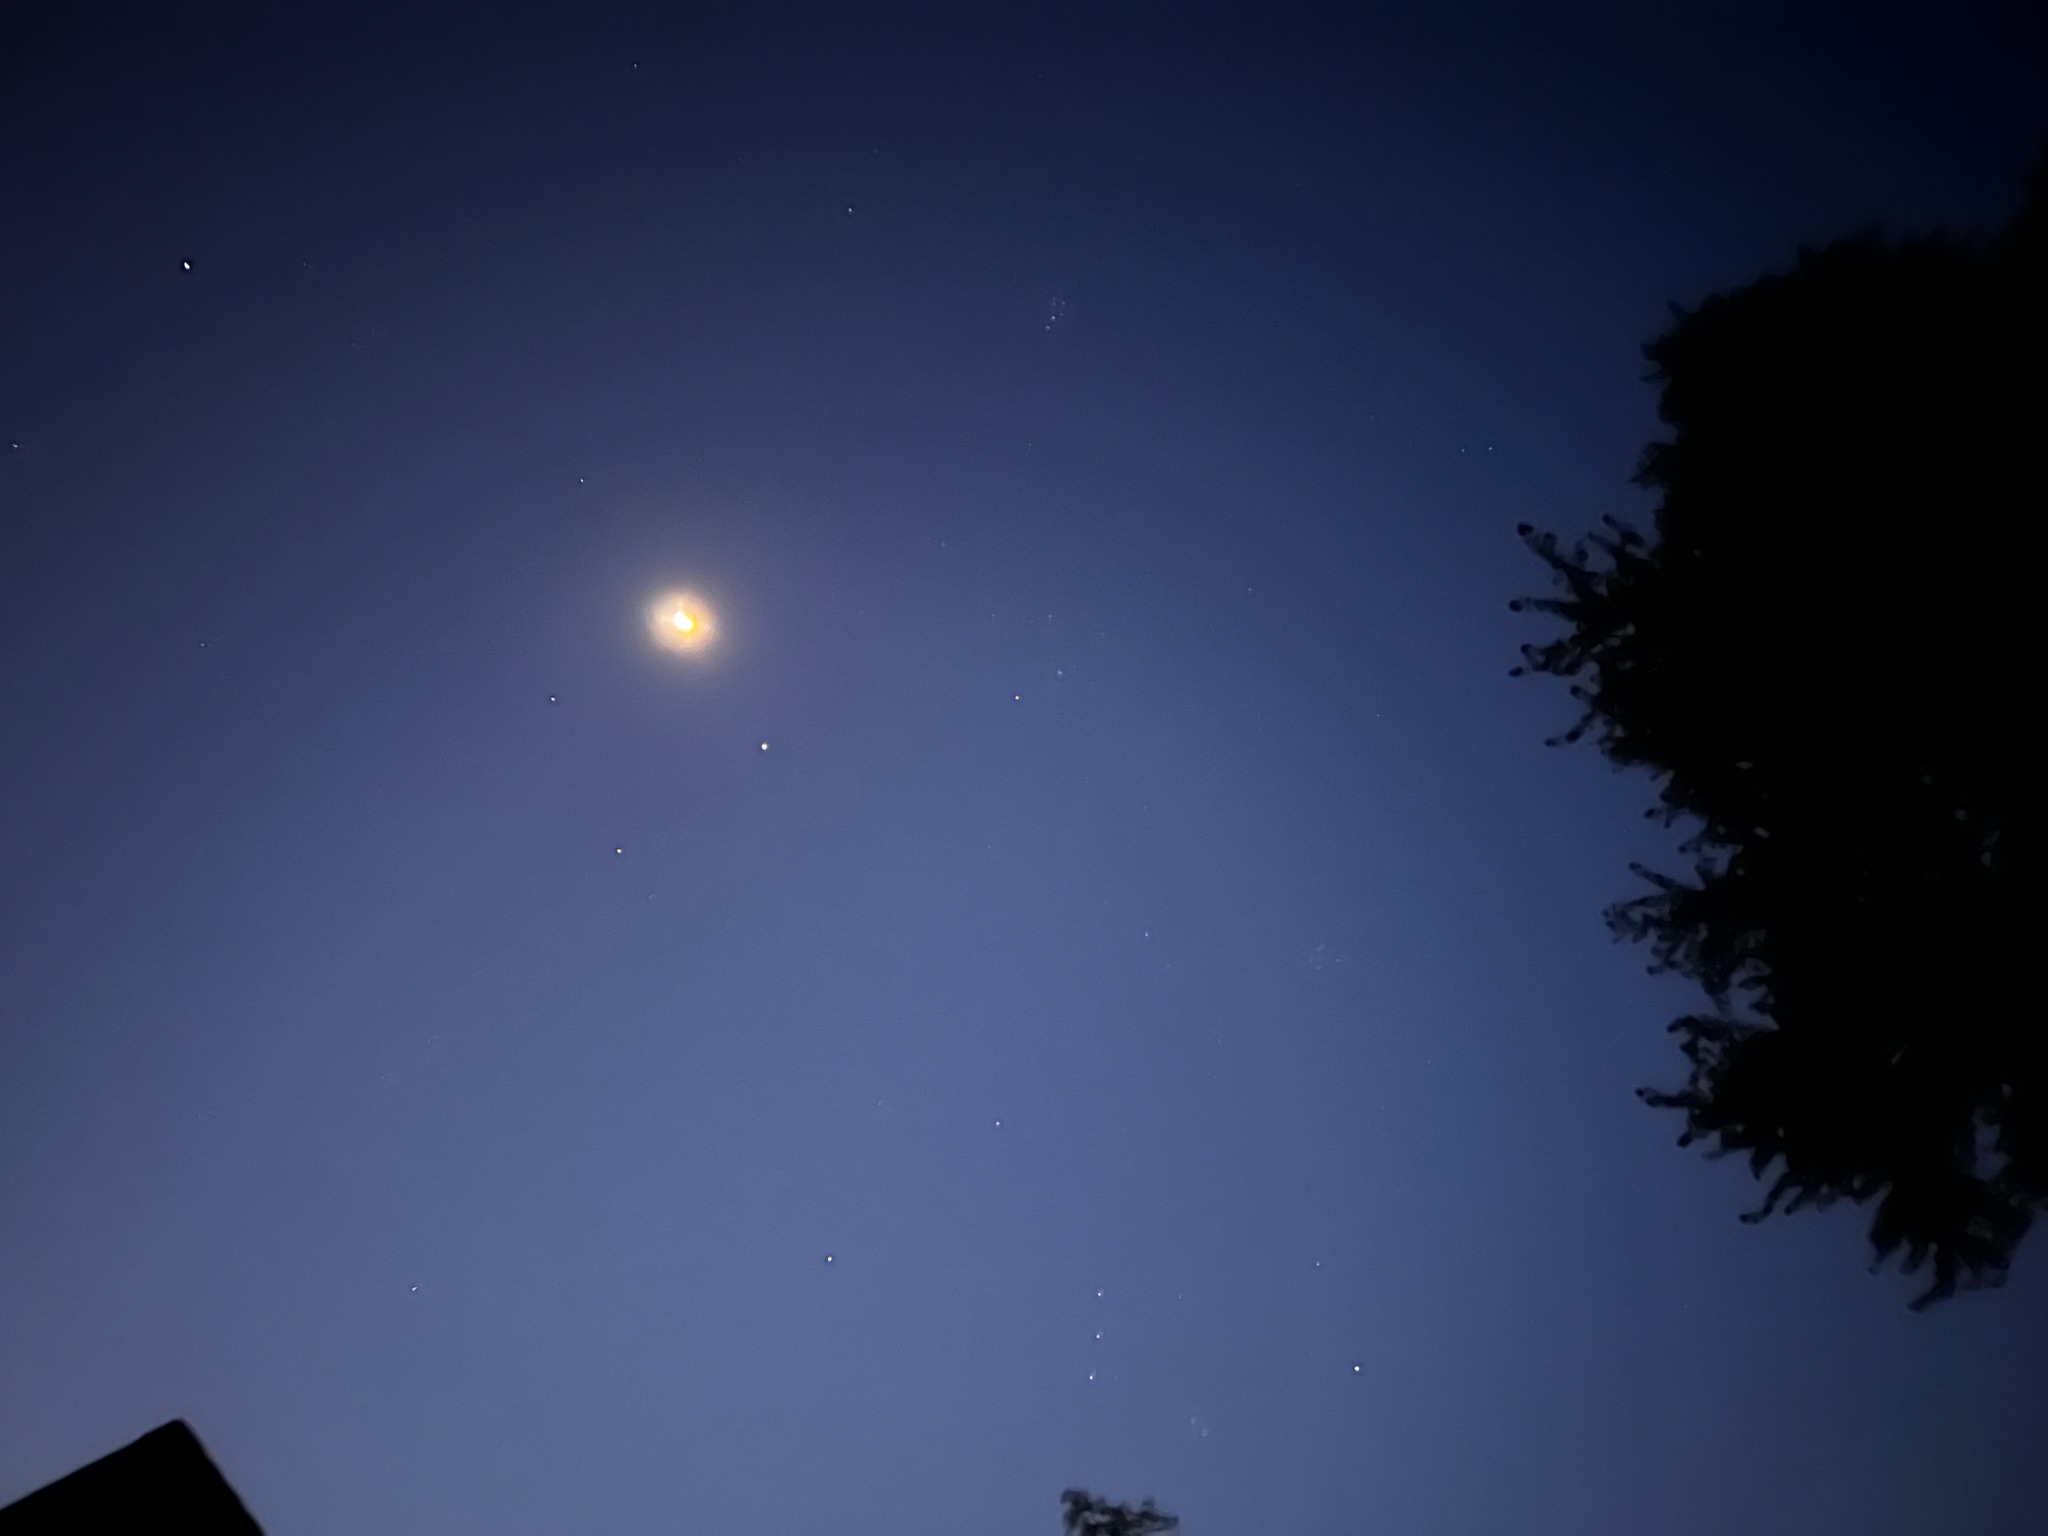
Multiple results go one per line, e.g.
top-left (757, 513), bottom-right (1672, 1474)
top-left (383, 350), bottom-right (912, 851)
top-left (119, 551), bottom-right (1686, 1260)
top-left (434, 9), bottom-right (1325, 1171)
top-left (1060, 1488), bottom-right (1180, 1536)
top-left (1515, 150), bottom-right (2046, 1306)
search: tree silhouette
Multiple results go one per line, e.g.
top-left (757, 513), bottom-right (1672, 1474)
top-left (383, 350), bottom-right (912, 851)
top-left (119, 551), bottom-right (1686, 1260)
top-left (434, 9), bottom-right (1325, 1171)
top-left (1061, 1489), bottom-right (1180, 1536)
top-left (1514, 150), bottom-right (2046, 1306)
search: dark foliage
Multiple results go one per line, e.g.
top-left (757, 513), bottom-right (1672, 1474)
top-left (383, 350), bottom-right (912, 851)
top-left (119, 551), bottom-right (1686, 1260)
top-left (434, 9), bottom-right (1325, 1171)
top-left (1514, 152), bottom-right (2047, 1305)
top-left (1061, 1489), bottom-right (1180, 1536)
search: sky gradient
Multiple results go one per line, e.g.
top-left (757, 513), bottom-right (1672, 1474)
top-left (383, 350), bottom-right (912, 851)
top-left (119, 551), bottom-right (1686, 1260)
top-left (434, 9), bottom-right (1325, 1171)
top-left (3, 6), bottom-right (2046, 1534)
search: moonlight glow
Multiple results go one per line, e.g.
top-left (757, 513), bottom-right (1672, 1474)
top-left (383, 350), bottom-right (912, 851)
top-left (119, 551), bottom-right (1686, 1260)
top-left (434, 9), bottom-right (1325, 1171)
top-left (647, 590), bottom-right (719, 655)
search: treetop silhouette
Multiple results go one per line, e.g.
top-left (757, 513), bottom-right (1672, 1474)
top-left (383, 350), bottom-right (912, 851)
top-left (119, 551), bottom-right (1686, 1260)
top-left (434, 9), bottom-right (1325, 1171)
top-left (1515, 149), bottom-right (2046, 1305)
top-left (1061, 1488), bottom-right (1180, 1536)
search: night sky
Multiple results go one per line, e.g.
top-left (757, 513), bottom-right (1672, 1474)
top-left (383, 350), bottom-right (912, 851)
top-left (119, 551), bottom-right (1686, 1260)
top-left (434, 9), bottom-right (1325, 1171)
top-left (3, 7), bottom-right (2045, 1534)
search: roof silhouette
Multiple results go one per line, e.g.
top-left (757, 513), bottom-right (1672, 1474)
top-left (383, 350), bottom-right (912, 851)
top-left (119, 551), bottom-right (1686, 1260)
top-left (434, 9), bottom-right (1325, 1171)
top-left (0, 1421), bottom-right (263, 1534)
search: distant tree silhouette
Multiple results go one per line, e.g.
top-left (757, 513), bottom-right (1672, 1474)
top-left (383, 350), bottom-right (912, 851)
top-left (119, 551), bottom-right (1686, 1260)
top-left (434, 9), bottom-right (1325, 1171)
top-left (1514, 150), bottom-right (2046, 1306)
top-left (1061, 1488), bottom-right (1180, 1536)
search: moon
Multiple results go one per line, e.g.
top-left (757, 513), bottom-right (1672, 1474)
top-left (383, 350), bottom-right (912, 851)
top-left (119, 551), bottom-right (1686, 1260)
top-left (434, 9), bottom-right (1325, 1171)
top-left (647, 589), bottom-right (719, 655)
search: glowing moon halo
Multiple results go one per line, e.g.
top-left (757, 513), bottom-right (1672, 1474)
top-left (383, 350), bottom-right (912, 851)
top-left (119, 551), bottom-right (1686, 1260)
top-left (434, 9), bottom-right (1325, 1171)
top-left (647, 589), bottom-right (719, 655)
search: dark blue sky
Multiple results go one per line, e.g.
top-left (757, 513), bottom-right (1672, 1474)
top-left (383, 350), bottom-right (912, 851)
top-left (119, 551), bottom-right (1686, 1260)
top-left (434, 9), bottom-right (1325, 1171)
top-left (3, 6), bottom-right (2044, 1533)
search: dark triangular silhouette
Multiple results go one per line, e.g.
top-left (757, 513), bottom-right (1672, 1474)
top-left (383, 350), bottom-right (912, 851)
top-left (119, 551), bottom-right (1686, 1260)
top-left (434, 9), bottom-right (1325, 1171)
top-left (0, 1421), bottom-right (263, 1534)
